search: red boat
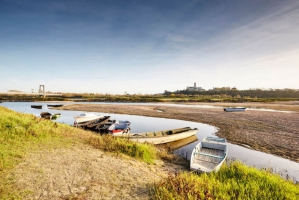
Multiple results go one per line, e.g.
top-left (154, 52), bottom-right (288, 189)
top-left (108, 120), bottom-right (131, 135)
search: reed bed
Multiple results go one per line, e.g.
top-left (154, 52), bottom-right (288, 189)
top-left (150, 161), bottom-right (299, 200)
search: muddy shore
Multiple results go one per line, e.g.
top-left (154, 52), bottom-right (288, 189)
top-left (56, 102), bottom-right (299, 163)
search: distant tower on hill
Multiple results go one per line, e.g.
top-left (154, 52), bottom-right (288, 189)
top-left (186, 82), bottom-right (205, 92)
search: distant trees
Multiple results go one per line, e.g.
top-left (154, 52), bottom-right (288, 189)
top-left (165, 88), bottom-right (299, 99)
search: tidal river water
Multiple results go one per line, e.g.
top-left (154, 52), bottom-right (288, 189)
top-left (1, 102), bottom-right (299, 182)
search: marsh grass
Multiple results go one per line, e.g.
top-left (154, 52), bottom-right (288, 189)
top-left (151, 161), bottom-right (299, 199)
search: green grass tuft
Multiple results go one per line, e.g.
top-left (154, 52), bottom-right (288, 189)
top-left (151, 161), bottom-right (299, 199)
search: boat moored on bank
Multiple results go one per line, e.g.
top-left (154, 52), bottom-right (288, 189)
top-left (31, 105), bottom-right (42, 109)
top-left (47, 104), bottom-right (64, 108)
top-left (40, 112), bottom-right (52, 119)
top-left (190, 136), bottom-right (227, 173)
top-left (223, 107), bottom-right (246, 112)
top-left (74, 113), bottom-right (105, 124)
top-left (115, 127), bottom-right (198, 144)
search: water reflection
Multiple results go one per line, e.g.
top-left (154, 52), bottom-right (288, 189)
top-left (1, 102), bottom-right (298, 181)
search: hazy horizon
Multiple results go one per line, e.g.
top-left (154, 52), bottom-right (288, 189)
top-left (1, 0), bottom-right (299, 94)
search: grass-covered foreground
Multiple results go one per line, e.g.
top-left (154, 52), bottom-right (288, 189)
top-left (151, 161), bottom-right (299, 199)
top-left (0, 106), bottom-right (160, 198)
top-left (1, 106), bottom-right (298, 199)
top-left (0, 107), bottom-right (159, 171)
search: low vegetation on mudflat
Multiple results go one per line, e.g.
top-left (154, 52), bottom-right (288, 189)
top-left (1, 106), bottom-right (298, 199)
top-left (151, 161), bottom-right (299, 200)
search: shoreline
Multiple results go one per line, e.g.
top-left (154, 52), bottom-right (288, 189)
top-left (55, 102), bottom-right (299, 163)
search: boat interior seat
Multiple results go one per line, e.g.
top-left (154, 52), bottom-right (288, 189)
top-left (194, 152), bottom-right (224, 159)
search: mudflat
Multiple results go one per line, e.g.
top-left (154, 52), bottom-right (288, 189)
top-left (57, 102), bottom-right (299, 162)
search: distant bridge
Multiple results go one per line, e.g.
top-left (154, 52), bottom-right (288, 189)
top-left (0, 85), bottom-right (62, 97)
top-left (0, 92), bottom-right (62, 97)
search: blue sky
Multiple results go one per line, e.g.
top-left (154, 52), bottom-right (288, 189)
top-left (1, 0), bottom-right (299, 94)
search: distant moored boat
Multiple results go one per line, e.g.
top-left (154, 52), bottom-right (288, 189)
top-left (223, 107), bottom-right (246, 112)
top-left (47, 104), bottom-right (64, 107)
top-left (31, 105), bottom-right (42, 109)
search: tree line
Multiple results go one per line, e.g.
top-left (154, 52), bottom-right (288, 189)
top-left (165, 88), bottom-right (299, 99)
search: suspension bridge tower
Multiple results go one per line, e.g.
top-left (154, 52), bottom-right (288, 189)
top-left (38, 85), bottom-right (46, 97)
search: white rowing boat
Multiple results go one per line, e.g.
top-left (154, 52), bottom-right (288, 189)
top-left (190, 136), bottom-right (227, 173)
top-left (74, 113), bottom-right (105, 124)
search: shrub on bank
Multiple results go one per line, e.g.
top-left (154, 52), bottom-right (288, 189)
top-left (151, 161), bottom-right (299, 199)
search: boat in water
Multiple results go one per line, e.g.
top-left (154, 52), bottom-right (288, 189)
top-left (47, 104), bottom-right (64, 108)
top-left (40, 112), bottom-right (52, 119)
top-left (115, 127), bottom-right (198, 144)
top-left (223, 107), bottom-right (246, 112)
top-left (76, 116), bottom-right (111, 130)
top-left (190, 136), bottom-right (227, 173)
top-left (74, 113), bottom-right (105, 124)
top-left (31, 105), bottom-right (42, 109)
top-left (108, 120), bottom-right (131, 135)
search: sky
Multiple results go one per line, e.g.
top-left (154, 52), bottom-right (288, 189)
top-left (1, 0), bottom-right (299, 94)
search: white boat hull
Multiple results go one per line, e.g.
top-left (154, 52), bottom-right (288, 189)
top-left (74, 113), bottom-right (105, 124)
top-left (123, 129), bottom-right (197, 144)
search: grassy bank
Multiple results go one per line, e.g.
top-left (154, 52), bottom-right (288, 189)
top-left (151, 161), bottom-right (299, 199)
top-left (0, 107), bottom-right (162, 198)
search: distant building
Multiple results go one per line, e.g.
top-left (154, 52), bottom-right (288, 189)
top-left (186, 82), bottom-right (205, 92)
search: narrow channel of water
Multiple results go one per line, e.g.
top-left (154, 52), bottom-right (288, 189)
top-left (1, 102), bottom-right (298, 182)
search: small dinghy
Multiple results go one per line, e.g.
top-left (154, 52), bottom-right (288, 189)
top-left (115, 127), bottom-right (198, 144)
top-left (223, 107), bottom-right (246, 112)
top-left (74, 113), bottom-right (105, 124)
top-left (190, 136), bottom-right (227, 173)
top-left (40, 112), bottom-right (52, 119)
top-left (31, 105), bottom-right (42, 109)
top-left (47, 104), bottom-right (64, 107)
